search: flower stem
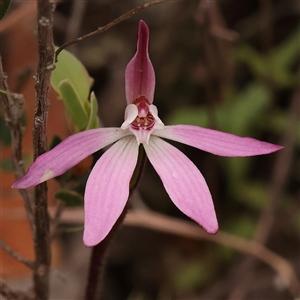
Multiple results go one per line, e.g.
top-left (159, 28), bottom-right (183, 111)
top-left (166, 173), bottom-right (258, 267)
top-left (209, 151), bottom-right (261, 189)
top-left (85, 145), bottom-right (146, 300)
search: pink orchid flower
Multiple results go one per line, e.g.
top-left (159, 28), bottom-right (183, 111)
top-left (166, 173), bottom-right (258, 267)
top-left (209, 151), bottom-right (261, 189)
top-left (12, 20), bottom-right (283, 247)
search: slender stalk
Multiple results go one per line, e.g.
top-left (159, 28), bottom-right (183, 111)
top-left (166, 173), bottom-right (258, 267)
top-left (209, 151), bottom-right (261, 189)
top-left (55, 0), bottom-right (173, 61)
top-left (127, 210), bottom-right (300, 297)
top-left (0, 58), bottom-right (35, 232)
top-left (0, 278), bottom-right (33, 300)
top-left (0, 238), bottom-right (34, 269)
top-left (85, 146), bottom-right (146, 300)
top-left (33, 0), bottom-right (55, 299)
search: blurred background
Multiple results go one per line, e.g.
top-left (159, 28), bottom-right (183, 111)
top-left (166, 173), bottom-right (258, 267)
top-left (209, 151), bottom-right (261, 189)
top-left (0, 0), bottom-right (299, 299)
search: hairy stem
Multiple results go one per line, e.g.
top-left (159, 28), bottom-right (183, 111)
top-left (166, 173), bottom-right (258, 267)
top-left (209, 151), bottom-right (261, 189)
top-left (32, 0), bottom-right (55, 299)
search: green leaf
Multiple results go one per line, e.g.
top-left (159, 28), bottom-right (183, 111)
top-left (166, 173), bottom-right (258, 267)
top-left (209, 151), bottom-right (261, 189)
top-left (266, 111), bottom-right (300, 146)
top-left (167, 106), bottom-right (209, 126)
top-left (225, 214), bottom-right (256, 239)
top-left (269, 27), bottom-right (300, 87)
top-left (172, 261), bottom-right (206, 292)
top-left (49, 135), bottom-right (62, 150)
top-left (224, 157), bottom-right (251, 186)
top-left (0, 158), bottom-right (13, 172)
top-left (55, 189), bottom-right (84, 207)
top-left (236, 26), bottom-right (300, 87)
top-left (224, 83), bottom-right (270, 136)
top-left (51, 48), bottom-right (93, 104)
top-left (0, 0), bottom-right (10, 20)
top-left (86, 92), bottom-right (99, 129)
top-left (167, 83), bottom-right (270, 137)
top-left (235, 181), bottom-right (269, 211)
top-left (236, 45), bottom-right (267, 78)
top-left (271, 26), bottom-right (300, 74)
top-left (59, 79), bottom-right (89, 130)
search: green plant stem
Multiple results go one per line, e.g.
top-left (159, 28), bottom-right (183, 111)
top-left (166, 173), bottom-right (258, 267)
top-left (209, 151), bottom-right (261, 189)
top-left (85, 146), bottom-right (146, 300)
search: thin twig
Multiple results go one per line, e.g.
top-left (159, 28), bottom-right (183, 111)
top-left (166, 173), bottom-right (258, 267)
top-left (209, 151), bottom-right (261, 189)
top-left (52, 207), bottom-right (300, 298)
top-left (0, 57), bottom-right (35, 232)
top-left (0, 277), bottom-right (33, 300)
top-left (228, 87), bottom-right (300, 300)
top-left (0, 238), bottom-right (34, 269)
top-left (124, 210), bottom-right (300, 298)
top-left (55, 0), bottom-right (173, 61)
top-left (255, 88), bottom-right (299, 256)
top-left (50, 201), bottom-right (65, 238)
top-left (32, 0), bottom-right (55, 299)
top-left (64, 0), bottom-right (87, 55)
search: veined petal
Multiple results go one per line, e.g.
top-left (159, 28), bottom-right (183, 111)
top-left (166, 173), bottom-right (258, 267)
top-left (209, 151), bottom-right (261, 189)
top-left (12, 128), bottom-right (130, 189)
top-left (144, 136), bottom-right (218, 234)
top-left (83, 136), bottom-right (139, 246)
top-left (153, 125), bottom-right (283, 157)
top-left (125, 20), bottom-right (155, 104)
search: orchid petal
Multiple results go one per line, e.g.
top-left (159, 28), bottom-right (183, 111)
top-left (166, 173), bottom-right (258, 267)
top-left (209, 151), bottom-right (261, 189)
top-left (144, 136), bottom-right (218, 234)
top-left (83, 136), bottom-right (138, 246)
top-left (125, 20), bottom-right (155, 104)
top-left (153, 125), bottom-right (283, 157)
top-left (12, 128), bottom-right (130, 189)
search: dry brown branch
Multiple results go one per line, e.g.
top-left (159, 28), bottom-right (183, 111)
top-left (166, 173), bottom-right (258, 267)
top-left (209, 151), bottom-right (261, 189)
top-left (196, 0), bottom-right (239, 42)
top-left (0, 277), bottom-right (32, 300)
top-left (228, 87), bottom-right (300, 300)
top-left (256, 88), bottom-right (299, 254)
top-left (50, 201), bottom-right (65, 239)
top-left (4, 200), bottom-right (298, 296)
top-left (0, 238), bottom-right (34, 270)
top-left (51, 207), bottom-right (299, 297)
top-left (125, 210), bottom-right (300, 298)
top-left (0, 57), bottom-right (35, 231)
top-left (55, 0), bottom-right (173, 61)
